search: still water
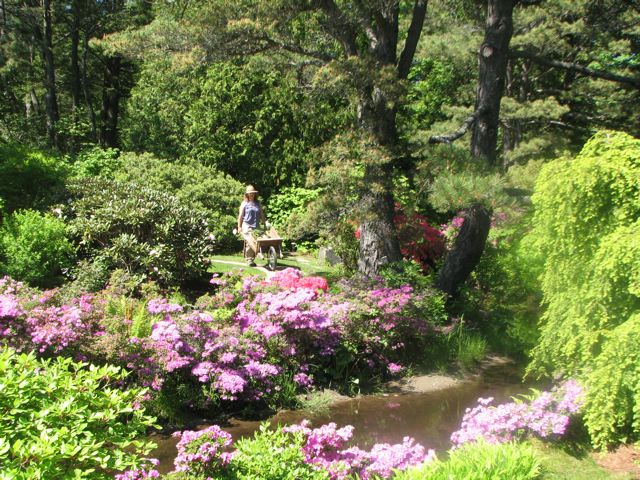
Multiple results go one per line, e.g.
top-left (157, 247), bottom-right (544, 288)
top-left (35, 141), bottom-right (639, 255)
top-left (150, 364), bottom-right (531, 474)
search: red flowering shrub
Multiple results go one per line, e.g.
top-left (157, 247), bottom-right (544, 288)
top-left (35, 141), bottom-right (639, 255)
top-left (354, 207), bottom-right (445, 272)
top-left (394, 207), bottom-right (446, 272)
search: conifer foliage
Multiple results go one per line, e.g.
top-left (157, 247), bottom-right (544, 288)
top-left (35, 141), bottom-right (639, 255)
top-left (528, 131), bottom-right (640, 447)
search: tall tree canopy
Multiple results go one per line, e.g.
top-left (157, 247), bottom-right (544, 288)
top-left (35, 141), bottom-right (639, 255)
top-left (104, 0), bottom-right (432, 275)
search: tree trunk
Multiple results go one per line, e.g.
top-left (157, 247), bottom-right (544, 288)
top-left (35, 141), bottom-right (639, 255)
top-left (0, 0), bottom-right (7, 38)
top-left (100, 55), bottom-right (122, 147)
top-left (435, 204), bottom-right (492, 296)
top-left (82, 29), bottom-right (98, 140)
top-left (356, 85), bottom-right (403, 276)
top-left (471, 0), bottom-right (516, 164)
top-left (40, 0), bottom-right (59, 147)
top-left (70, 0), bottom-right (81, 112)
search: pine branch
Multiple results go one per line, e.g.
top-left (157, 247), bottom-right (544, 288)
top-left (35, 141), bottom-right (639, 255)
top-left (311, 0), bottom-right (359, 55)
top-left (428, 108), bottom-right (486, 144)
top-left (511, 49), bottom-right (640, 89)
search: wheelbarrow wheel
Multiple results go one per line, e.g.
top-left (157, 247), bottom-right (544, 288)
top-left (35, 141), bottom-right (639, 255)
top-left (267, 246), bottom-right (278, 271)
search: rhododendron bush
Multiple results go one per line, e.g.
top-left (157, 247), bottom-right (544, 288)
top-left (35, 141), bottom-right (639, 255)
top-left (0, 269), bottom-right (446, 411)
top-left (451, 380), bottom-right (584, 446)
top-left (118, 422), bottom-right (434, 480)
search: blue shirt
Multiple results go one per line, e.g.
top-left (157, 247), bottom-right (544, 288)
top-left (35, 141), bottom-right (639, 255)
top-left (242, 201), bottom-right (261, 229)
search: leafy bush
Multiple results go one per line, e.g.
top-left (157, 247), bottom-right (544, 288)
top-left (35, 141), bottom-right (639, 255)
top-left (0, 209), bottom-right (75, 287)
top-left (266, 186), bottom-right (320, 244)
top-left (65, 177), bottom-right (214, 288)
top-left (0, 347), bottom-right (157, 479)
top-left (0, 143), bottom-right (69, 213)
top-left (229, 425), bottom-right (329, 480)
top-left (113, 152), bottom-right (244, 250)
top-left (527, 131), bottom-right (640, 447)
top-left (379, 259), bottom-right (433, 291)
top-left (70, 145), bottom-right (122, 179)
top-left (397, 441), bottom-right (540, 480)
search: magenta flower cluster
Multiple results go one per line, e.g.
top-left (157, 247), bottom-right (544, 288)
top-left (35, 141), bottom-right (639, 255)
top-left (172, 425), bottom-right (235, 476)
top-left (0, 268), bottom-right (441, 407)
top-left (114, 459), bottom-right (160, 480)
top-left (283, 420), bottom-right (434, 479)
top-left (450, 380), bottom-right (584, 446)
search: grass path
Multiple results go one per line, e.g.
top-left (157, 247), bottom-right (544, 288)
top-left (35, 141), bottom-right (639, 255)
top-left (209, 252), bottom-right (339, 280)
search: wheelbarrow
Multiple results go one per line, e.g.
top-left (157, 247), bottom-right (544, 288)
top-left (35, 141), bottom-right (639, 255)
top-left (242, 227), bottom-right (284, 271)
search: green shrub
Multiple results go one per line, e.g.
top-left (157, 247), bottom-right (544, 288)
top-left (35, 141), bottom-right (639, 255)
top-left (229, 424), bottom-right (329, 480)
top-left (71, 145), bottom-right (122, 179)
top-left (113, 152), bottom-right (244, 251)
top-left (397, 441), bottom-right (541, 480)
top-left (0, 209), bottom-right (75, 287)
top-left (0, 143), bottom-right (69, 213)
top-left (65, 177), bottom-right (214, 288)
top-left (379, 259), bottom-right (433, 291)
top-left (266, 186), bottom-right (320, 242)
top-left (0, 347), bottom-right (157, 479)
top-left (527, 131), bottom-right (640, 448)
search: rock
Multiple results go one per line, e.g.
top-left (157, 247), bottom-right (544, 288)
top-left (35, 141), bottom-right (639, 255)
top-left (319, 246), bottom-right (342, 265)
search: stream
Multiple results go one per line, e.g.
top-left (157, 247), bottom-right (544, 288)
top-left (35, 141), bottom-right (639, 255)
top-left (149, 361), bottom-right (533, 474)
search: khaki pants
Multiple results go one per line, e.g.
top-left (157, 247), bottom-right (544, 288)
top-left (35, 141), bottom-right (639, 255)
top-left (241, 224), bottom-right (258, 260)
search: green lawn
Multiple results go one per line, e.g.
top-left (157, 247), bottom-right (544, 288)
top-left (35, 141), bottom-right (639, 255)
top-left (209, 252), bottom-right (340, 279)
top-left (530, 440), bottom-right (635, 479)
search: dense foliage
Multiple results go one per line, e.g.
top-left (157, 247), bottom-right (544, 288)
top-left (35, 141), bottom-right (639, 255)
top-left (0, 144), bottom-right (68, 215)
top-left (396, 441), bottom-right (541, 480)
top-left (64, 178), bottom-right (214, 288)
top-left (528, 131), bottom-right (640, 447)
top-left (0, 210), bottom-right (75, 287)
top-left (112, 152), bottom-right (244, 250)
top-left (0, 347), bottom-right (157, 480)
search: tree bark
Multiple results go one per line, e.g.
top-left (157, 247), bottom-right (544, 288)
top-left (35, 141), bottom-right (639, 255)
top-left (435, 204), bottom-right (492, 296)
top-left (100, 55), bottom-right (122, 148)
top-left (39, 0), bottom-right (59, 147)
top-left (356, 85), bottom-right (403, 275)
top-left (82, 29), bottom-right (98, 140)
top-left (70, 0), bottom-right (81, 112)
top-left (471, 0), bottom-right (516, 164)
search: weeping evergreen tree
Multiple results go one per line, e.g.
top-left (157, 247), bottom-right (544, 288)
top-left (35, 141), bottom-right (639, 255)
top-left (527, 131), bottom-right (640, 448)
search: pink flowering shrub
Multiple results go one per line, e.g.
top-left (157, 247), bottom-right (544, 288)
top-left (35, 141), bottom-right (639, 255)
top-left (283, 421), bottom-right (434, 479)
top-left (114, 459), bottom-right (160, 480)
top-left (172, 425), bottom-right (235, 478)
top-left (170, 421), bottom-right (433, 480)
top-left (450, 380), bottom-right (584, 446)
top-left (0, 268), bottom-right (447, 414)
top-left (268, 268), bottom-right (328, 292)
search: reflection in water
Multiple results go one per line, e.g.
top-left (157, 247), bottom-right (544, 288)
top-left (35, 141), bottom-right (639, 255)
top-left (149, 371), bottom-right (531, 474)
